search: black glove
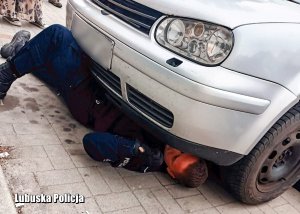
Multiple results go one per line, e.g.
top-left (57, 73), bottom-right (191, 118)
top-left (133, 141), bottom-right (164, 171)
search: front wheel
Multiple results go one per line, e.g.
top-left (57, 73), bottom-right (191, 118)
top-left (222, 103), bottom-right (300, 204)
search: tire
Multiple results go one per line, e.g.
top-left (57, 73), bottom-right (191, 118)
top-left (222, 103), bottom-right (300, 204)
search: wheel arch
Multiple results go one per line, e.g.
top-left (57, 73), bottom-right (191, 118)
top-left (244, 97), bottom-right (300, 156)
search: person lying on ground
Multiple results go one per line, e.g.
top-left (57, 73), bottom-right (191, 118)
top-left (0, 25), bottom-right (208, 187)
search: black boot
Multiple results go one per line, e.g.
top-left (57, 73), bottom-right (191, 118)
top-left (294, 180), bottom-right (300, 191)
top-left (0, 62), bottom-right (17, 100)
top-left (0, 30), bottom-right (31, 59)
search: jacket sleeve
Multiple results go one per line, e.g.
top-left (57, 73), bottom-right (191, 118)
top-left (164, 145), bottom-right (183, 178)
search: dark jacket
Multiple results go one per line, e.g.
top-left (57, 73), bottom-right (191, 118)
top-left (65, 75), bottom-right (145, 142)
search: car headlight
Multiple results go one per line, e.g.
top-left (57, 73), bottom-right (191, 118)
top-left (155, 18), bottom-right (234, 66)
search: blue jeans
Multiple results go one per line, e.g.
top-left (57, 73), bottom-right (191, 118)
top-left (10, 24), bottom-right (89, 99)
top-left (83, 132), bottom-right (136, 163)
top-left (83, 132), bottom-right (144, 171)
top-left (8, 25), bottom-right (163, 172)
top-left (83, 132), bottom-right (163, 172)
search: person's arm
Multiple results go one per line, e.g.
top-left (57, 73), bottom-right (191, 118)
top-left (83, 132), bottom-right (163, 172)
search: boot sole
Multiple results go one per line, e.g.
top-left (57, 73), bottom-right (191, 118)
top-left (30, 22), bottom-right (47, 29)
top-left (2, 16), bottom-right (21, 27)
top-left (49, 1), bottom-right (63, 8)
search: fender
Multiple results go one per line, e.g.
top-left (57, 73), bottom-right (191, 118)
top-left (223, 23), bottom-right (300, 97)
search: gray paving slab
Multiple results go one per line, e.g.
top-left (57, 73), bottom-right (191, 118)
top-left (95, 191), bottom-right (140, 212)
top-left (78, 167), bottom-right (111, 196)
top-left (0, 167), bottom-right (17, 214)
top-left (36, 168), bottom-right (83, 186)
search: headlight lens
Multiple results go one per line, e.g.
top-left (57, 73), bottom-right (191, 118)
top-left (156, 18), bottom-right (234, 66)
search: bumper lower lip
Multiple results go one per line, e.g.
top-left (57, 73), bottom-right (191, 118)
top-left (96, 76), bottom-right (244, 166)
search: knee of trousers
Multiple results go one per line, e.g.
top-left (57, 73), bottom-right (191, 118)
top-left (82, 133), bottom-right (106, 161)
top-left (47, 24), bottom-right (66, 31)
top-left (10, 24), bottom-right (76, 76)
top-left (47, 24), bottom-right (76, 46)
top-left (83, 132), bottom-right (114, 145)
top-left (83, 132), bottom-right (135, 162)
top-left (82, 133), bottom-right (95, 146)
top-left (47, 24), bottom-right (69, 36)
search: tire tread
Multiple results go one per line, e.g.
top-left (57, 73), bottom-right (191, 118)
top-left (223, 102), bottom-right (300, 204)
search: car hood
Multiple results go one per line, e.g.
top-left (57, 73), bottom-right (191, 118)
top-left (135, 0), bottom-right (300, 29)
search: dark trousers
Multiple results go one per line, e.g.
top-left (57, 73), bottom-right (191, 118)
top-left (295, 181), bottom-right (300, 191)
top-left (10, 24), bottom-right (89, 98)
top-left (83, 132), bottom-right (150, 172)
top-left (8, 24), bottom-right (161, 173)
top-left (83, 132), bottom-right (163, 173)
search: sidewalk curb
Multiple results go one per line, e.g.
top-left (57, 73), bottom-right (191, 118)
top-left (0, 165), bottom-right (17, 214)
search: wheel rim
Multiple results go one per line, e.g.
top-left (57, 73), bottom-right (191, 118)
top-left (257, 130), bottom-right (300, 193)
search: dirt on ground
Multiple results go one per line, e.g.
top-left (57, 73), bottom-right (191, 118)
top-left (0, 146), bottom-right (13, 164)
top-left (0, 146), bottom-right (11, 153)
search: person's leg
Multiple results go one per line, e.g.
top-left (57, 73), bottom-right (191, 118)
top-left (83, 132), bottom-right (164, 172)
top-left (294, 180), bottom-right (300, 191)
top-left (2, 0), bottom-right (21, 26)
top-left (0, 62), bottom-right (17, 101)
top-left (82, 132), bottom-right (137, 162)
top-left (0, 24), bottom-right (88, 100)
top-left (30, 0), bottom-right (46, 29)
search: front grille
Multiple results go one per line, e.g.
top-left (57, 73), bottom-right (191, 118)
top-left (127, 85), bottom-right (174, 128)
top-left (92, 0), bottom-right (163, 34)
top-left (90, 62), bottom-right (122, 95)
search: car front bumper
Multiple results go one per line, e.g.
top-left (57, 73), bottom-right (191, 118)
top-left (67, 0), bottom-right (298, 165)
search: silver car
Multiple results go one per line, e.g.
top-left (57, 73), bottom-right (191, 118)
top-left (66, 0), bottom-right (300, 204)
